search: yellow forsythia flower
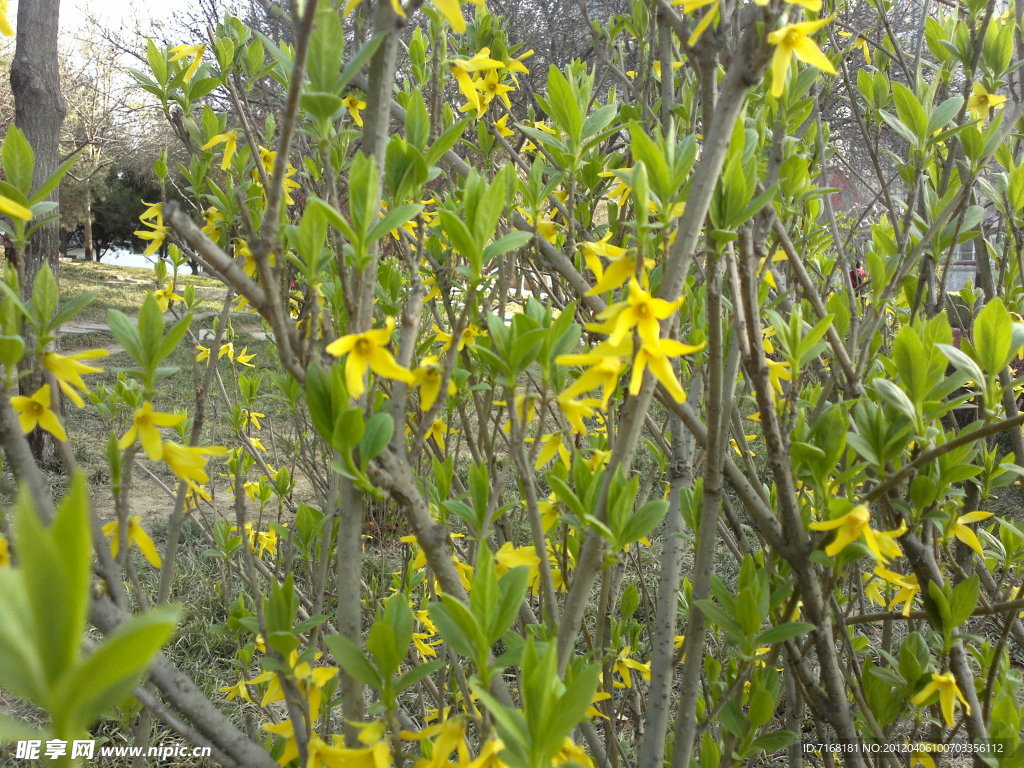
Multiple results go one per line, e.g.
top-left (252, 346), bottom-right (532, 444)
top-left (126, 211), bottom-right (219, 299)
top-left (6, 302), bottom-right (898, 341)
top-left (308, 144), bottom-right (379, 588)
top-left (118, 402), bottom-right (186, 461)
top-left (325, 317), bottom-right (415, 399)
top-left (43, 349), bottom-right (107, 408)
top-left (10, 384), bottom-right (67, 441)
top-left (102, 516), bottom-right (162, 567)
top-left (767, 17), bottom-right (836, 98)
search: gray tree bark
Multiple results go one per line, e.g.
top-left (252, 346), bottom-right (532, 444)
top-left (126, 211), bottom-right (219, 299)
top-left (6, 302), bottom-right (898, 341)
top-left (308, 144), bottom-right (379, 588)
top-left (85, 186), bottom-right (95, 261)
top-left (11, 0), bottom-right (67, 293)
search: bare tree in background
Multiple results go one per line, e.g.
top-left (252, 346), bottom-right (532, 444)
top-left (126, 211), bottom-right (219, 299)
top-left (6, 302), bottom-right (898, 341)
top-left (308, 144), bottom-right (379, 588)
top-left (489, 0), bottom-right (627, 71)
top-left (60, 34), bottom-right (171, 261)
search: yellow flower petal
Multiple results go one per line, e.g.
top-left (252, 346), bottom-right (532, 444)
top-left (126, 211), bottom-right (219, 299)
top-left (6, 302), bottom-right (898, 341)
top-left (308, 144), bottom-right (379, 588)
top-left (0, 195), bottom-right (32, 221)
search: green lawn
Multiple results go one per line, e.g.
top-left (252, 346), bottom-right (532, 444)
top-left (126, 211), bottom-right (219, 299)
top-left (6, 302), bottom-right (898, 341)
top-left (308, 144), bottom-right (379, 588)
top-left (59, 259), bottom-right (225, 324)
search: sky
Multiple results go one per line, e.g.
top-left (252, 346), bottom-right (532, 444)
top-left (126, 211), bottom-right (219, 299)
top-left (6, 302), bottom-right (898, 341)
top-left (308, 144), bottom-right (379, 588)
top-left (64, 0), bottom-right (190, 29)
top-left (7, 0), bottom-right (191, 36)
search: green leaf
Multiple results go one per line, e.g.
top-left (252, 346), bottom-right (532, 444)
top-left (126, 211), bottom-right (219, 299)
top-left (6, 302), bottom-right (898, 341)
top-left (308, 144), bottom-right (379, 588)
top-left (541, 661), bottom-right (601, 762)
top-left (439, 209), bottom-right (482, 269)
top-left (49, 291), bottom-right (98, 332)
top-left (0, 279), bottom-right (29, 323)
top-left (474, 169), bottom-right (508, 243)
top-left (0, 333), bottom-right (24, 366)
top-left (468, 461), bottom-right (490, 530)
top-left (516, 124), bottom-right (568, 154)
top-left (898, 632), bottom-right (928, 686)
top-left (483, 231), bottom-right (532, 261)
top-left (878, 111), bottom-right (920, 147)
top-left (755, 621), bottom-right (816, 645)
top-left (384, 139), bottom-right (428, 202)
top-left (293, 615), bottom-right (329, 635)
top-left (873, 379), bottom-right (918, 423)
top-left (307, 4), bottom-right (345, 92)
top-left (746, 678), bottom-right (778, 729)
top-left (949, 574), bottom-right (979, 628)
top-left (892, 326), bottom-right (930, 404)
top-left (29, 152), bottom-right (79, 207)
top-left (736, 586), bottom-right (762, 637)
top-left (146, 38), bottom-right (168, 84)
top-left (266, 573), bottom-right (299, 639)
top-left (336, 32), bottom-right (387, 93)
top-left (14, 477), bottom-right (90, 687)
top-left (892, 83), bottom-right (928, 142)
top-left (796, 313), bottom-right (833, 367)
top-left (1011, 322), bottom-right (1024, 355)
top-left (395, 660), bottom-right (443, 695)
top-left (701, 730), bottom-right (722, 768)
top-left (1009, 164), bottom-right (1024, 213)
top-left (936, 343), bottom-right (985, 386)
top-left (927, 95), bottom-right (964, 136)
top-left (493, 567), bottom-right (530, 640)
top-left (547, 475), bottom-right (586, 520)
top-left (424, 119), bottom-right (468, 167)
top-left (628, 123), bottom-right (670, 197)
top-left (695, 599), bottom-right (746, 641)
top-left (924, 580), bottom-right (951, 635)
top-left (50, 474), bottom-right (92, 658)
top-left (404, 91), bottom-right (430, 149)
top-left (619, 500), bottom-right (667, 546)
top-left (746, 731), bottom-right (799, 755)
top-left (544, 66), bottom-right (584, 142)
top-left (51, 604), bottom-right (180, 735)
top-left (333, 408), bottom-right (364, 455)
top-left (974, 298), bottom-right (1013, 373)
top-left (0, 715), bottom-right (47, 744)
top-left (359, 412), bottom-right (393, 463)
top-left (735, 181), bottom-right (781, 227)
top-left (367, 593), bottom-right (414, 679)
top-left (187, 76), bottom-right (222, 101)
top-left (471, 545), bottom-right (498, 641)
top-left (429, 595), bottom-right (486, 663)
top-left (325, 634), bottom-right (382, 690)
top-left (31, 265), bottom-right (58, 328)
top-left (304, 363), bottom-right (335, 440)
top-left (470, 684), bottom-right (531, 759)
top-left (846, 432), bottom-right (880, 466)
top-left (582, 103), bottom-right (618, 141)
top-left (368, 203), bottom-right (423, 243)
top-left (156, 313), bottom-right (193, 367)
top-left (136, 294), bottom-right (167, 368)
top-left (443, 499), bottom-right (479, 531)
top-left (0, 569), bottom-right (47, 705)
top-left (348, 152), bottom-right (380, 239)
top-left (309, 197), bottom-right (356, 243)
top-left (2, 126), bottom-right (35, 194)
top-left (862, 663), bottom-right (905, 729)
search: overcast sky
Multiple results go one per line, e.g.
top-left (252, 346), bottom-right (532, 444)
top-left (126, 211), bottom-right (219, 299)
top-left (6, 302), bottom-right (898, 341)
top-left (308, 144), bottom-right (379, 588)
top-left (7, 0), bottom-right (189, 35)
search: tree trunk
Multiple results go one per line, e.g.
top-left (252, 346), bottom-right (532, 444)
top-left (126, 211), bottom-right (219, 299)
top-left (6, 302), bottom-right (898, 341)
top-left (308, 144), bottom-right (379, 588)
top-left (11, 0), bottom-right (66, 294)
top-left (11, 0), bottom-right (66, 461)
top-left (85, 187), bottom-right (95, 261)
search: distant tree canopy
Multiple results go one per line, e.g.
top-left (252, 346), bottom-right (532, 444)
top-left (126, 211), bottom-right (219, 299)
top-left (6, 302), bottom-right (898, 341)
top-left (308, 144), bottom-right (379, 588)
top-left (62, 168), bottom-right (163, 259)
top-left (2, 1), bottom-right (1024, 768)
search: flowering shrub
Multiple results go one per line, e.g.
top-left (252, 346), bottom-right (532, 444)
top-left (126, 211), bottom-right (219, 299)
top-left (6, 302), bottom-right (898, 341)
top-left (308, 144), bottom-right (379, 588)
top-left (2, 0), bottom-right (1024, 767)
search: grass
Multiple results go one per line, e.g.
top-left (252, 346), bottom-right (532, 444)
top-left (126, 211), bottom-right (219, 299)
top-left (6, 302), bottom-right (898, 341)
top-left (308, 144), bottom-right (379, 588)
top-left (56, 258), bottom-right (290, 466)
top-left (59, 260), bottom-right (225, 325)
top-left (0, 258), bottom-right (312, 764)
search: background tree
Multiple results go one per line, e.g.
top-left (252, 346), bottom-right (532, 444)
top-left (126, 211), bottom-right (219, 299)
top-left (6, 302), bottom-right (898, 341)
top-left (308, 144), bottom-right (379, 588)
top-left (58, 33), bottom-right (174, 261)
top-left (1, 1), bottom-right (1024, 767)
top-left (68, 168), bottom-right (163, 259)
top-left (10, 0), bottom-right (66, 290)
